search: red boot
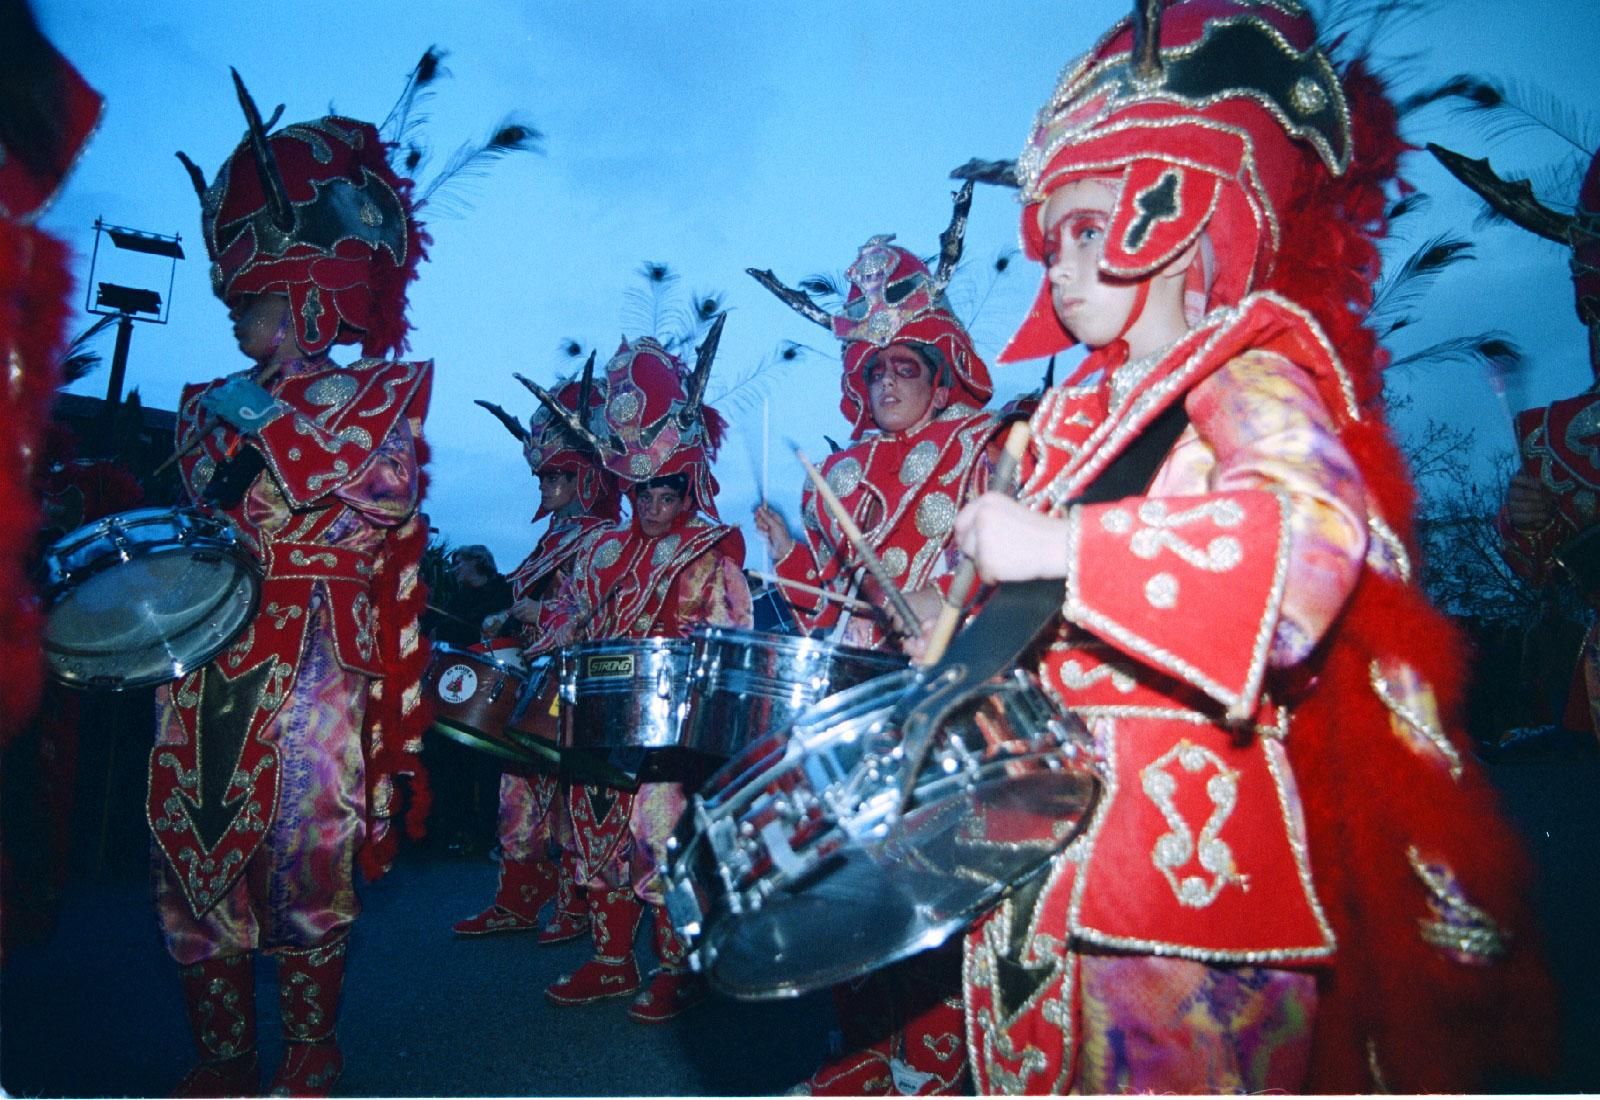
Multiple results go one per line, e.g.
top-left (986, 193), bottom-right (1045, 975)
top-left (538, 849), bottom-right (589, 945)
top-left (172, 953), bottom-right (259, 1098)
top-left (628, 906), bottom-right (708, 1023)
top-left (268, 935), bottom-right (347, 1097)
top-left (452, 858), bottom-right (558, 935)
top-left (544, 887), bottom-right (642, 1005)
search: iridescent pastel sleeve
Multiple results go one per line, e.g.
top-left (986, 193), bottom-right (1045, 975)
top-left (330, 416), bottom-right (419, 527)
top-left (1184, 349), bottom-right (1368, 665)
top-left (673, 551), bottom-right (755, 632)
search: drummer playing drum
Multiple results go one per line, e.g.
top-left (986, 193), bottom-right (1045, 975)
top-left (749, 198), bottom-right (1006, 1095)
top-left (452, 375), bottom-right (622, 945)
top-left (537, 327), bottom-right (752, 1023)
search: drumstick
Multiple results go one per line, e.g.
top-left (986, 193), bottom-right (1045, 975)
top-left (153, 360), bottom-right (286, 478)
top-left (794, 447), bottom-right (925, 636)
top-left (917, 421), bottom-right (1031, 668)
top-left (749, 571), bottom-right (873, 613)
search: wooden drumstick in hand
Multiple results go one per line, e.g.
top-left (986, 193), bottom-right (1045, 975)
top-left (153, 360), bottom-right (286, 478)
top-left (917, 420), bottom-right (1031, 667)
top-left (795, 446), bottom-right (925, 637)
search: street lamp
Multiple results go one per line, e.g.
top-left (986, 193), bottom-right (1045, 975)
top-left (84, 218), bottom-right (184, 410)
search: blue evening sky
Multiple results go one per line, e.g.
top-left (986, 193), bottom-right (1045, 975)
top-left (34, 1), bottom-right (1600, 571)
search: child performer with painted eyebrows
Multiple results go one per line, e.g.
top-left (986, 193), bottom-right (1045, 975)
top-left (948, 0), bottom-right (1555, 1093)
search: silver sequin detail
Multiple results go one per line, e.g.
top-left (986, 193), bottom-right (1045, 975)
top-left (592, 539), bottom-right (623, 569)
top-left (881, 546), bottom-right (909, 578)
top-left (610, 390), bottom-right (641, 424)
top-left (826, 457), bottom-right (863, 499)
top-left (899, 440), bottom-right (940, 487)
top-left (1291, 76), bottom-right (1328, 116)
top-left (915, 493), bottom-right (957, 539)
top-left (305, 373), bottom-right (358, 408)
top-left (1145, 572), bottom-right (1178, 609)
top-left (651, 534), bottom-right (682, 566)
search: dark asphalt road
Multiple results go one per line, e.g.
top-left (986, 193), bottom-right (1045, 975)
top-left (2, 736), bottom-right (1596, 1097)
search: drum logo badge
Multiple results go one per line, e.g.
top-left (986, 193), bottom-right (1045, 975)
top-left (585, 654), bottom-right (635, 679)
top-left (438, 664), bottom-right (479, 704)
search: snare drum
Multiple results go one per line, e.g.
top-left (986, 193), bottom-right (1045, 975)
top-left (664, 667), bottom-right (1099, 999)
top-left (41, 507), bottom-right (261, 690)
top-left (425, 643), bottom-right (547, 765)
top-left (557, 638), bottom-right (700, 786)
top-left (684, 626), bottom-right (907, 758)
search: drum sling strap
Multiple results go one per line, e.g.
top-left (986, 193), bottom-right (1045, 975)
top-left (894, 400), bottom-right (1191, 804)
top-left (898, 400), bottom-right (1191, 1020)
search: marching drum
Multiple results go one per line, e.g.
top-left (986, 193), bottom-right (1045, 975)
top-left (426, 643), bottom-right (551, 765)
top-left (558, 638), bottom-right (697, 785)
top-left (664, 666), bottom-right (1100, 999)
top-left (41, 507), bottom-right (261, 690)
top-left (684, 626), bottom-right (907, 758)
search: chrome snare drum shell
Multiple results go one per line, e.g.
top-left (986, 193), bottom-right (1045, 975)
top-left (665, 667), bottom-right (1100, 1000)
top-left (41, 507), bottom-right (262, 690)
top-left (558, 638), bottom-right (696, 751)
top-left (683, 626), bottom-right (908, 759)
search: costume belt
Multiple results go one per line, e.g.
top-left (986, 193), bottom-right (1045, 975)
top-left (262, 540), bottom-right (378, 585)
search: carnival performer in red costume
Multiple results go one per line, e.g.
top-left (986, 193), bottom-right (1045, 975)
top-left (1432, 142), bottom-right (1600, 742)
top-left (947, 0), bottom-right (1555, 1091)
top-left (751, 185), bottom-right (999, 653)
top-left (453, 372), bottom-right (621, 941)
top-left (749, 192), bottom-right (1002, 1095)
top-left (538, 320), bottom-right (752, 1023)
top-left (149, 78), bottom-right (434, 1097)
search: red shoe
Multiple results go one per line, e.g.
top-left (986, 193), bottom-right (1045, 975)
top-left (789, 1046), bottom-right (896, 1096)
top-left (544, 887), bottom-right (643, 1005)
top-left (174, 953), bottom-right (259, 1097)
top-left (452, 904), bottom-right (542, 936)
top-left (628, 968), bottom-right (708, 1023)
top-left (267, 1040), bottom-right (342, 1098)
top-left (172, 1052), bottom-right (259, 1098)
top-left (452, 858), bottom-right (556, 935)
top-left (269, 935), bottom-right (348, 1096)
top-left (537, 849), bottom-right (589, 944)
top-left (537, 906), bottom-right (589, 945)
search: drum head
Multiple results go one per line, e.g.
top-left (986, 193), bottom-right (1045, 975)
top-left (44, 548), bottom-right (259, 689)
top-left (699, 767), bottom-right (1098, 999)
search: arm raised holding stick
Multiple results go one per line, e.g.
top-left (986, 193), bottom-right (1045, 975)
top-left (794, 446), bottom-right (926, 638)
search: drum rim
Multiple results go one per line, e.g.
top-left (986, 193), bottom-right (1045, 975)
top-left (688, 624), bottom-right (909, 667)
top-left (43, 558), bottom-right (263, 691)
top-left (430, 640), bottom-right (529, 674)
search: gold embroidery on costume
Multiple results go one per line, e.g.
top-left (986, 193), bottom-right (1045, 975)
top-left (1407, 846), bottom-right (1508, 964)
top-left (1141, 739), bottom-right (1245, 906)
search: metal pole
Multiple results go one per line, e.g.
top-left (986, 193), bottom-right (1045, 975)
top-left (104, 312), bottom-right (134, 408)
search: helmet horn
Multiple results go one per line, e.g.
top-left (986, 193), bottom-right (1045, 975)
top-left (230, 68), bottom-right (295, 234)
top-left (1428, 143), bottom-right (1574, 245)
top-left (931, 180), bottom-right (975, 296)
top-left (680, 311), bottom-right (726, 428)
top-left (1132, 0), bottom-right (1164, 82)
top-left (514, 371), bottom-right (614, 457)
top-left (747, 268), bottom-right (834, 329)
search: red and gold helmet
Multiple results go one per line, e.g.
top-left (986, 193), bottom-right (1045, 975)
top-left (526, 316), bottom-right (729, 518)
top-left (524, 371), bottom-right (621, 521)
top-left (1002, 0), bottom-right (1352, 362)
top-left (750, 183), bottom-right (993, 438)
top-left (177, 73), bottom-right (424, 358)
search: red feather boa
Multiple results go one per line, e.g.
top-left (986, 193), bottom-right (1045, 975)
top-left (0, 221), bottom-right (71, 746)
top-left (1265, 62), bottom-right (1558, 1090)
